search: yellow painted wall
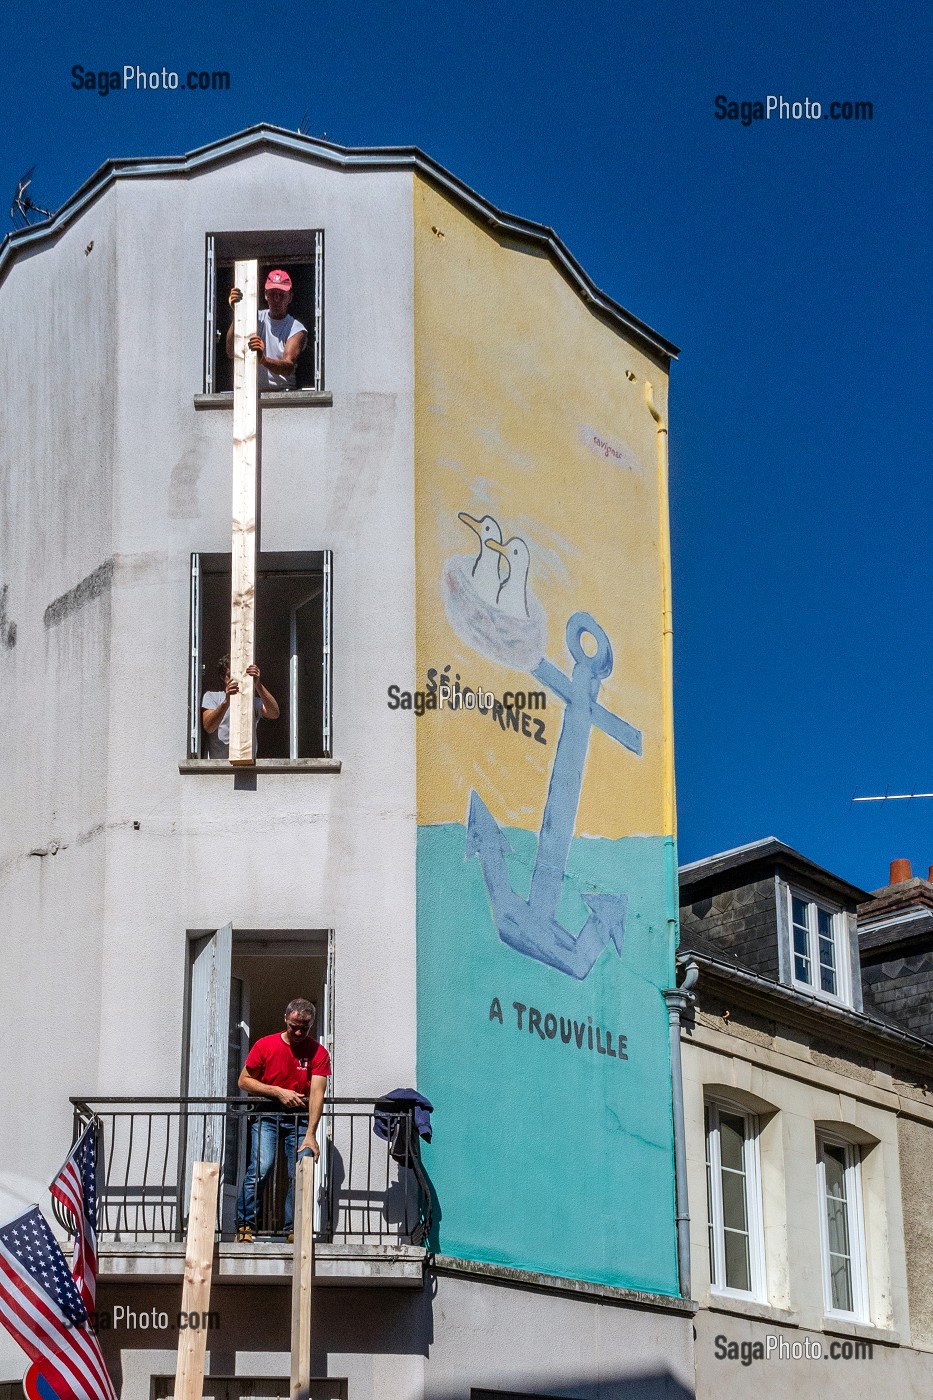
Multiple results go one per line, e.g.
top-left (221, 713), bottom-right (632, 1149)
top-left (413, 177), bottom-right (670, 839)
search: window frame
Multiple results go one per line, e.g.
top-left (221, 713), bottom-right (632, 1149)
top-left (816, 1132), bottom-right (869, 1323)
top-left (786, 885), bottom-right (851, 1006)
top-left (188, 549), bottom-right (333, 762)
top-left (203, 230), bottom-right (325, 395)
top-left (704, 1098), bottom-right (767, 1303)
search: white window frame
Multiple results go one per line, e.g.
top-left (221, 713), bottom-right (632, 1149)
top-left (203, 230), bottom-right (325, 394)
top-left (188, 550), bottom-right (333, 760)
top-left (787, 886), bottom-right (851, 1006)
top-left (705, 1099), bottom-right (767, 1302)
top-left (817, 1133), bottom-right (869, 1322)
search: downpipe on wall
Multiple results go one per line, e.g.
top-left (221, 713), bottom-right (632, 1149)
top-left (645, 379), bottom-right (695, 1297)
top-left (664, 957), bottom-right (698, 1299)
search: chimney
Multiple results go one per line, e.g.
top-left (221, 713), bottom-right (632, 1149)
top-left (889, 858), bottom-right (912, 884)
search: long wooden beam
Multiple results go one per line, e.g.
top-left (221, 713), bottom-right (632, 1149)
top-left (173, 1161), bottom-right (220, 1400)
top-left (290, 1155), bottom-right (316, 1400)
top-left (229, 258), bottom-right (260, 765)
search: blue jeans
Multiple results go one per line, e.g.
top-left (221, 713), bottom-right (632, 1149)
top-left (236, 1114), bottom-right (307, 1232)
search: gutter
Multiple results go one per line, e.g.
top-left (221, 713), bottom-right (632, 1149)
top-left (678, 947), bottom-right (933, 1062)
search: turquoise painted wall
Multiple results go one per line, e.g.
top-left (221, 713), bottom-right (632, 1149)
top-left (417, 823), bottom-right (679, 1295)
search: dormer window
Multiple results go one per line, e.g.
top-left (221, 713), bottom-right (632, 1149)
top-left (788, 890), bottom-right (850, 1004)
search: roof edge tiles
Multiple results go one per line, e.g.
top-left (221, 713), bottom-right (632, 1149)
top-left (679, 836), bottom-right (871, 906)
top-left (0, 124), bottom-right (679, 365)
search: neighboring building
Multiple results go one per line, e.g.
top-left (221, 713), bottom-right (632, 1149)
top-left (0, 126), bottom-right (692, 1398)
top-left (858, 858), bottom-right (933, 1351)
top-left (859, 858), bottom-right (933, 1040)
top-left (679, 838), bottom-right (933, 1396)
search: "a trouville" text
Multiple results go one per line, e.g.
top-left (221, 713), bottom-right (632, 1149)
top-left (489, 997), bottom-right (628, 1060)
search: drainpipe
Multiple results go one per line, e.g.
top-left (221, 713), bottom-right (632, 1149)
top-left (645, 379), bottom-right (693, 1296)
top-left (645, 381), bottom-right (675, 843)
top-left (664, 958), bottom-right (698, 1300)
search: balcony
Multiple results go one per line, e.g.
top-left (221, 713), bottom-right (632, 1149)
top-left (61, 1097), bottom-right (430, 1286)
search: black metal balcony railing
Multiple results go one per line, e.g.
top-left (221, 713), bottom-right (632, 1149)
top-left (59, 1098), bottom-right (431, 1248)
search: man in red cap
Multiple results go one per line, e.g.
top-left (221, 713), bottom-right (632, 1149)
top-left (227, 269), bottom-right (308, 391)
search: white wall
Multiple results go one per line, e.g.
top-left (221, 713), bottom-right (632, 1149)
top-left (0, 151), bottom-right (417, 1228)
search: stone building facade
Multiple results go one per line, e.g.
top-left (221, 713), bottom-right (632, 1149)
top-left (680, 839), bottom-right (933, 1398)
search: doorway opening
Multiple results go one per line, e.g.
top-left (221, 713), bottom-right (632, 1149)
top-left (185, 927), bottom-right (334, 1238)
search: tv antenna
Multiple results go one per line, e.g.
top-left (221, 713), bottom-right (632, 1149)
top-left (852, 787), bottom-right (933, 805)
top-left (297, 111), bottom-right (312, 136)
top-left (9, 166), bottom-right (53, 229)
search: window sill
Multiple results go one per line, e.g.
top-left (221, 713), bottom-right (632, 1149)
top-left (707, 1295), bottom-right (799, 1327)
top-left (179, 758), bottom-right (341, 774)
top-left (193, 390), bottom-right (333, 410)
top-left (821, 1317), bottom-right (901, 1346)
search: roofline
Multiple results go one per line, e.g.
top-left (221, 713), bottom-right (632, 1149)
top-left (678, 946), bottom-right (933, 1065)
top-left (679, 837), bottom-right (871, 906)
top-left (0, 124), bottom-right (679, 365)
top-left (679, 837), bottom-right (783, 875)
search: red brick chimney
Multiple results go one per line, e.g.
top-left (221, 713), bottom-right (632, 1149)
top-left (889, 858), bottom-right (912, 884)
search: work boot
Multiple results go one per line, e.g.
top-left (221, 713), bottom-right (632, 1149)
top-left (286, 1231), bottom-right (295, 1243)
top-left (235, 1225), bottom-right (254, 1243)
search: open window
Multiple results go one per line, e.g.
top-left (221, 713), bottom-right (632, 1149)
top-left (203, 230), bottom-right (324, 394)
top-left (188, 550), bottom-right (332, 761)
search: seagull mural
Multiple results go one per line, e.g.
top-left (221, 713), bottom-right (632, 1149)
top-left (457, 512), bottom-right (504, 605)
top-left (486, 536), bottom-right (531, 618)
top-left (442, 509), bottom-right (547, 670)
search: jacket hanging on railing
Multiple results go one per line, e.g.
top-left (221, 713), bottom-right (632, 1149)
top-left (373, 1088), bottom-right (433, 1153)
top-left (373, 1088), bottom-right (434, 1245)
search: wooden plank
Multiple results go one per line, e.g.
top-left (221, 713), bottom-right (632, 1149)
top-left (173, 1161), bottom-right (220, 1400)
top-left (290, 1155), bottom-right (316, 1400)
top-left (229, 258), bottom-right (260, 765)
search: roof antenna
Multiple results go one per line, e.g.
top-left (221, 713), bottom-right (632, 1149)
top-left (297, 111), bottom-right (312, 136)
top-left (9, 166), bottom-right (53, 229)
top-left (853, 785), bottom-right (933, 804)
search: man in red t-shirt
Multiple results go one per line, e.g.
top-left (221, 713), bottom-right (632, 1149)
top-left (234, 996), bottom-right (331, 1242)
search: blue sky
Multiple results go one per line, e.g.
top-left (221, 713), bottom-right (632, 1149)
top-left (2, 0), bottom-right (930, 890)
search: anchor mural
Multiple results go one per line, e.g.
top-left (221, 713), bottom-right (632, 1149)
top-left (466, 611), bottom-right (643, 979)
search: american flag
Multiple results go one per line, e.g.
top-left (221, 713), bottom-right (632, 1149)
top-left (49, 1123), bottom-right (98, 1310)
top-left (0, 1206), bottom-right (116, 1400)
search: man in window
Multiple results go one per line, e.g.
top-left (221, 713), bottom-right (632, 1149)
top-left (235, 997), bottom-right (331, 1243)
top-left (226, 269), bottom-right (308, 391)
top-left (201, 654), bottom-right (280, 759)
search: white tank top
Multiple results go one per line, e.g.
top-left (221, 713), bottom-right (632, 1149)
top-left (258, 309), bottom-right (307, 391)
